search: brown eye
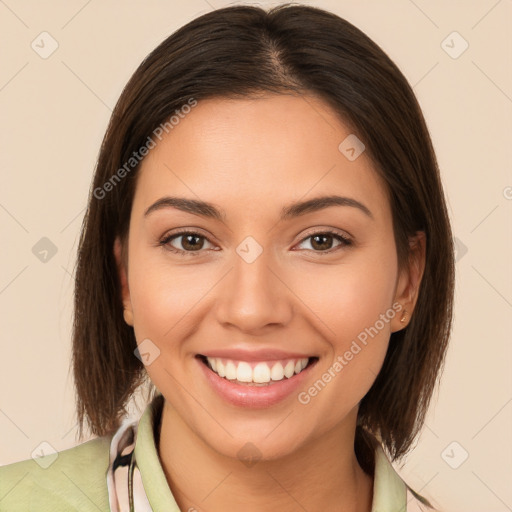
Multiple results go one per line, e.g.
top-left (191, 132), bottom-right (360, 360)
top-left (296, 231), bottom-right (352, 253)
top-left (160, 231), bottom-right (215, 256)
top-left (176, 233), bottom-right (205, 251)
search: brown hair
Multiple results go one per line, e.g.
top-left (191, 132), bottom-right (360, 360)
top-left (73, 3), bottom-right (454, 464)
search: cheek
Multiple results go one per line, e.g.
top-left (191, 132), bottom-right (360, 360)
top-left (294, 244), bottom-right (398, 403)
top-left (126, 237), bottom-right (167, 323)
top-left (129, 258), bottom-right (207, 339)
top-left (127, 237), bottom-right (226, 362)
top-left (127, 250), bottom-right (212, 392)
top-left (298, 243), bottom-right (398, 343)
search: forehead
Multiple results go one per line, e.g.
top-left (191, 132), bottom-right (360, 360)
top-left (133, 94), bottom-right (390, 222)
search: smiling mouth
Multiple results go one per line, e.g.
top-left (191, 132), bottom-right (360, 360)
top-left (196, 354), bottom-right (319, 386)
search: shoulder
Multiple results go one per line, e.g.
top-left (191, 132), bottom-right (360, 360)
top-left (0, 435), bottom-right (112, 512)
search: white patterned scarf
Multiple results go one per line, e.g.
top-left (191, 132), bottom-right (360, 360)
top-left (106, 418), bottom-right (153, 512)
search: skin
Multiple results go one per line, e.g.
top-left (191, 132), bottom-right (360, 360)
top-left (114, 93), bottom-right (425, 512)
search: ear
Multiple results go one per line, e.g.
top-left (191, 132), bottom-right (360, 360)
top-left (114, 236), bottom-right (133, 326)
top-left (390, 231), bottom-right (426, 333)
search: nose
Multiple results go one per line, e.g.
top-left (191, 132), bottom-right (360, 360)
top-left (214, 249), bottom-right (294, 334)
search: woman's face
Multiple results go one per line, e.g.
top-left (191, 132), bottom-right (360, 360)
top-left (116, 93), bottom-right (418, 461)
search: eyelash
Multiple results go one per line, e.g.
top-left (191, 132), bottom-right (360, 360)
top-left (158, 228), bottom-right (352, 257)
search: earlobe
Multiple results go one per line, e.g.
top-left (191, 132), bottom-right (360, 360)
top-left (113, 237), bottom-right (134, 326)
top-left (391, 303), bottom-right (408, 333)
top-left (391, 232), bottom-right (426, 333)
top-left (123, 308), bottom-right (134, 326)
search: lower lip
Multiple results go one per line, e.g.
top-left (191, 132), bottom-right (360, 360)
top-left (197, 357), bottom-right (317, 408)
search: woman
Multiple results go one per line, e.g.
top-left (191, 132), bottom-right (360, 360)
top-left (0, 3), bottom-right (454, 511)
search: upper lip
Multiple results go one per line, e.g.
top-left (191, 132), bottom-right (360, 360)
top-left (198, 348), bottom-right (316, 362)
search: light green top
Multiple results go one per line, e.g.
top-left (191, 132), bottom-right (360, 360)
top-left (0, 395), bottom-right (423, 511)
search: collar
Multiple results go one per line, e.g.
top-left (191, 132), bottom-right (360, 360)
top-left (107, 393), bottom-right (411, 511)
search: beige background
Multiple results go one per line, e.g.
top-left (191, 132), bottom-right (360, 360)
top-left (1, 1), bottom-right (511, 510)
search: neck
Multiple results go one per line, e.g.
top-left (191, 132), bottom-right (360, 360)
top-left (157, 401), bottom-right (374, 512)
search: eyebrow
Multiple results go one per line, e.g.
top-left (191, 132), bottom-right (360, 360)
top-left (144, 195), bottom-right (373, 221)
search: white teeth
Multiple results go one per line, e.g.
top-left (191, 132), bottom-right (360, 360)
top-left (283, 361), bottom-right (295, 378)
top-left (225, 361), bottom-right (237, 380)
top-left (236, 362), bottom-right (253, 382)
top-left (253, 363), bottom-right (271, 383)
top-left (270, 362), bottom-right (284, 381)
top-left (217, 359), bottom-right (225, 378)
top-left (205, 356), bottom-right (310, 383)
